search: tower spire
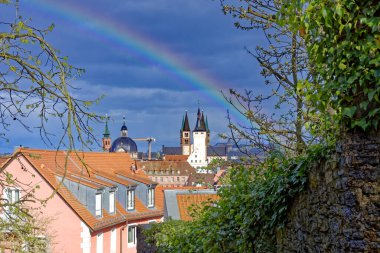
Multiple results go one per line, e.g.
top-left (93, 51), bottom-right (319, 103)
top-left (102, 114), bottom-right (111, 151)
top-left (183, 111), bottom-right (190, 131)
top-left (103, 114), bottom-right (110, 138)
top-left (121, 115), bottom-right (128, 137)
top-left (180, 111), bottom-right (191, 155)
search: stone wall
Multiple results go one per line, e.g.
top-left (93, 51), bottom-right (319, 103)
top-left (277, 131), bottom-right (380, 252)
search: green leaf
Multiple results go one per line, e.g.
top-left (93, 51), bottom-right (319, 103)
top-left (342, 106), bottom-right (356, 118)
top-left (338, 62), bottom-right (347, 70)
top-left (368, 90), bottom-right (376, 101)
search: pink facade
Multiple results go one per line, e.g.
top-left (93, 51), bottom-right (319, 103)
top-left (2, 157), bottom-right (83, 252)
top-left (0, 150), bottom-right (164, 253)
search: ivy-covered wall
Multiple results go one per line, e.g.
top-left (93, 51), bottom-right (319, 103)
top-left (277, 131), bottom-right (380, 252)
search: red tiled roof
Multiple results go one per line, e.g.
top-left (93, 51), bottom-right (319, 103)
top-left (164, 155), bottom-right (189, 161)
top-left (137, 160), bottom-right (196, 176)
top-left (176, 194), bottom-right (219, 221)
top-left (6, 148), bottom-right (160, 231)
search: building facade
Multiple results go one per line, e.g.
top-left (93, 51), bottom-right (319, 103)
top-left (0, 148), bottom-right (164, 253)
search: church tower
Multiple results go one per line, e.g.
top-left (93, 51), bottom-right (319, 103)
top-left (180, 111), bottom-right (191, 155)
top-left (102, 115), bottom-right (111, 151)
top-left (187, 108), bottom-right (208, 169)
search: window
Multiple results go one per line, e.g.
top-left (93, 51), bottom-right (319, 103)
top-left (4, 188), bottom-right (20, 215)
top-left (128, 226), bottom-right (136, 247)
top-left (185, 132), bottom-right (189, 137)
top-left (96, 232), bottom-right (103, 253)
top-left (127, 190), bottom-right (135, 210)
top-left (95, 193), bottom-right (102, 217)
top-left (177, 177), bottom-right (180, 182)
top-left (148, 188), bottom-right (155, 208)
top-left (5, 188), bottom-right (19, 204)
top-left (109, 191), bottom-right (115, 214)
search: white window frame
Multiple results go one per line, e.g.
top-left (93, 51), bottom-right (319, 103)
top-left (147, 188), bottom-right (155, 208)
top-left (4, 188), bottom-right (20, 204)
top-left (110, 228), bottom-right (116, 253)
top-left (95, 193), bottom-right (102, 217)
top-left (109, 191), bottom-right (115, 214)
top-left (126, 190), bottom-right (135, 210)
top-left (96, 232), bottom-right (103, 253)
top-left (127, 225), bottom-right (137, 247)
top-left (3, 188), bottom-right (20, 216)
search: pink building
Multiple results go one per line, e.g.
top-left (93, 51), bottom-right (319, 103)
top-left (0, 148), bottom-right (164, 253)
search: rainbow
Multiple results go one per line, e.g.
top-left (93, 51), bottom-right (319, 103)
top-left (27, 0), bottom-right (248, 123)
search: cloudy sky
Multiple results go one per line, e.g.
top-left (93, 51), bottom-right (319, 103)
top-left (2, 0), bottom-right (268, 153)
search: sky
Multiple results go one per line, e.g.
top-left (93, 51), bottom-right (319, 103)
top-left (1, 0), bottom-right (268, 154)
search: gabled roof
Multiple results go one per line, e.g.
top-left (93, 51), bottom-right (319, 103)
top-left (163, 189), bottom-right (218, 220)
top-left (4, 148), bottom-right (159, 232)
top-left (187, 173), bottom-right (215, 187)
top-left (136, 160), bottom-right (196, 176)
top-left (176, 193), bottom-right (219, 221)
top-left (164, 155), bottom-right (189, 162)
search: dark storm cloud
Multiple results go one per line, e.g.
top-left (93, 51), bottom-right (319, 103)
top-left (3, 0), bottom-right (268, 153)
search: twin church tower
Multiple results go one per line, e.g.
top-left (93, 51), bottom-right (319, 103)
top-left (180, 108), bottom-right (211, 169)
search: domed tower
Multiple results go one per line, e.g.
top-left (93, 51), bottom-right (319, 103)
top-left (102, 115), bottom-right (111, 151)
top-left (180, 111), bottom-right (191, 155)
top-left (109, 116), bottom-right (138, 158)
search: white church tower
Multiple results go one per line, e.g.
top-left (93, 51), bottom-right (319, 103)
top-left (187, 108), bottom-right (208, 170)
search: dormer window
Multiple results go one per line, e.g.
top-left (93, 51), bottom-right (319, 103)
top-left (126, 189), bottom-right (135, 210)
top-left (109, 191), bottom-right (115, 214)
top-left (147, 188), bottom-right (155, 208)
top-left (95, 193), bottom-right (102, 217)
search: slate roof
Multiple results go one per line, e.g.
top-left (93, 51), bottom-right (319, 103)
top-left (162, 147), bottom-right (182, 155)
top-left (2, 148), bottom-right (163, 232)
top-left (207, 146), bottom-right (227, 156)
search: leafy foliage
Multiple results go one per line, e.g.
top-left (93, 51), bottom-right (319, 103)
top-left (218, 0), bottom-right (337, 158)
top-left (144, 144), bottom-right (332, 252)
top-left (281, 0), bottom-right (380, 131)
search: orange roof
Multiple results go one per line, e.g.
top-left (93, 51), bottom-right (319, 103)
top-left (0, 156), bottom-right (11, 168)
top-left (137, 160), bottom-right (196, 176)
top-left (164, 155), bottom-right (189, 161)
top-left (176, 193), bottom-right (219, 221)
top-left (6, 148), bottom-right (160, 231)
